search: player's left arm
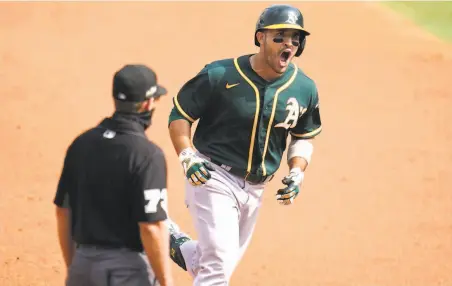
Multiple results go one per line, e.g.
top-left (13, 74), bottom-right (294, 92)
top-left (132, 150), bottom-right (173, 286)
top-left (276, 84), bottom-right (322, 205)
top-left (53, 147), bottom-right (75, 269)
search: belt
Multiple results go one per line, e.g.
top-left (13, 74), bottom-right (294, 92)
top-left (209, 159), bottom-right (274, 184)
top-left (76, 243), bottom-right (141, 252)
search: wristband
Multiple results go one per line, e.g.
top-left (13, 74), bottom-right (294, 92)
top-left (289, 167), bottom-right (303, 175)
top-left (289, 167), bottom-right (304, 185)
top-left (178, 147), bottom-right (196, 163)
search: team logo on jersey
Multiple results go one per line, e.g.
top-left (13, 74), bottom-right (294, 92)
top-left (275, 97), bottom-right (307, 130)
top-left (286, 12), bottom-right (299, 25)
top-left (103, 129), bottom-right (116, 139)
top-left (226, 82), bottom-right (240, 89)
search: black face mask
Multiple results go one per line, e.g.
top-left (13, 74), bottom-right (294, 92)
top-left (113, 109), bottom-right (154, 131)
top-left (138, 109), bottom-right (154, 130)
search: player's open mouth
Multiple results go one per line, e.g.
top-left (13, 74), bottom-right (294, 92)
top-left (279, 50), bottom-right (292, 66)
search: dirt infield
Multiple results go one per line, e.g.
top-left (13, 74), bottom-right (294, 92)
top-left (1, 2), bottom-right (451, 286)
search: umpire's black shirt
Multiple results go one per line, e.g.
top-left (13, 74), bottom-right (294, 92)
top-left (53, 113), bottom-right (168, 252)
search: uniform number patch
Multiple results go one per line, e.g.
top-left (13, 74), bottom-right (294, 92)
top-left (144, 188), bottom-right (168, 214)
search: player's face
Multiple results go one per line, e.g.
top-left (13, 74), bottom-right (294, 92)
top-left (262, 29), bottom-right (301, 74)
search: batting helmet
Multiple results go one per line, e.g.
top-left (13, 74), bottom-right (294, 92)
top-left (254, 4), bottom-right (310, 57)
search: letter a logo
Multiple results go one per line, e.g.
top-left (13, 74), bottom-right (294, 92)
top-left (275, 98), bottom-right (301, 130)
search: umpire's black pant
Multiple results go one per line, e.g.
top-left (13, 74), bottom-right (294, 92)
top-left (66, 245), bottom-right (158, 286)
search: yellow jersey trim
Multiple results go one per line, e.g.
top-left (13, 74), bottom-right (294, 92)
top-left (173, 96), bottom-right (195, 123)
top-left (291, 126), bottom-right (322, 138)
top-left (261, 64), bottom-right (299, 176)
top-left (233, 57), bottom-right (260, 174)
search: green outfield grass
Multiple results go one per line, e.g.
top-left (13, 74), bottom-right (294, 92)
top-left (384, 1), bottom-right (452, 42)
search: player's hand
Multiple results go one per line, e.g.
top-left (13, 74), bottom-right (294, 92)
top-left (276, 167), bottom-right (304, 205)
top-left (179, 148), bottom-right (215, 186)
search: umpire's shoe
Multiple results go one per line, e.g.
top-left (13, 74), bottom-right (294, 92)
top-left (165, 218), bottom-right (191, 271)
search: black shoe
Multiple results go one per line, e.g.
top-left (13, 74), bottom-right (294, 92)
top-left (165, 219), bottom-right (191, 271)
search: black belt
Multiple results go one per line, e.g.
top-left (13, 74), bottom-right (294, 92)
top-left (209, 159), bottom-right (274, 184)
top-left (76, 243), bottom-right (141, 252)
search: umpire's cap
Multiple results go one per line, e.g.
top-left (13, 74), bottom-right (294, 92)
top-left (113, 64), bottom-right (167, 103)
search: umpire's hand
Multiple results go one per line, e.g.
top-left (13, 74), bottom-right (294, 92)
top-left (179, 148), bottom-right (215, 186)
top-left (276, 167), bottom-right (304, 205)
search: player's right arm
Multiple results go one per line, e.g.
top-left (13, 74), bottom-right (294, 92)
top-left (168, 119), bottom-right (192, 157)
top-left (133, 150), bottom-right (173, 286)
top-left (168, 67), bottom-right (215, 186)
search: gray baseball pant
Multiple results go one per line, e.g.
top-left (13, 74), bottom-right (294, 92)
top-left (66, 245), bottom-right (158, 286)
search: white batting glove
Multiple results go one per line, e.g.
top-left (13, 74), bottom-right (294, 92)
top-left (284, 167), bottom-right (305, 186)
top-left (179, 148), bottom-right (215, 186)
top-left (276, 167), bottom-right (305, 205)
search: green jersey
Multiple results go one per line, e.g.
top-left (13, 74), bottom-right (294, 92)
top-left (169, 54), bottom-right (322, 178)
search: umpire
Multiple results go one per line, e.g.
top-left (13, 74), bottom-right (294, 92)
top-left (53, 64), bottom-right (174, 286)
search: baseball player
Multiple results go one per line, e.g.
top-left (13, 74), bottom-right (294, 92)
top-left (54, 64), bottom-right (174, 286)
top-left (166, 4), bottom-right (323, 285)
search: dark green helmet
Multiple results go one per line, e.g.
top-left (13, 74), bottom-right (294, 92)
top-left (254, 4), bottom-right (310, 57)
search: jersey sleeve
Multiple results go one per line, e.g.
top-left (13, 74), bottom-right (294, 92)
top-left (132, 150), bottom-right (169, 223)
top-left (290, 84), bottom-right (322, 139)
top-left (53, 147), bottom-right (73, 209)
top-left (168, 105), bottom-right (189, 127)
top-left (170, 66), bottom-right (213, 124)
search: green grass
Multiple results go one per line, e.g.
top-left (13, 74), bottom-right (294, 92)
top-left (384, 1), bottom-right (452, 42)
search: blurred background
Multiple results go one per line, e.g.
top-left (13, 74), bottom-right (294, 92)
top-left (1, 1), bottom-right (451, 285)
